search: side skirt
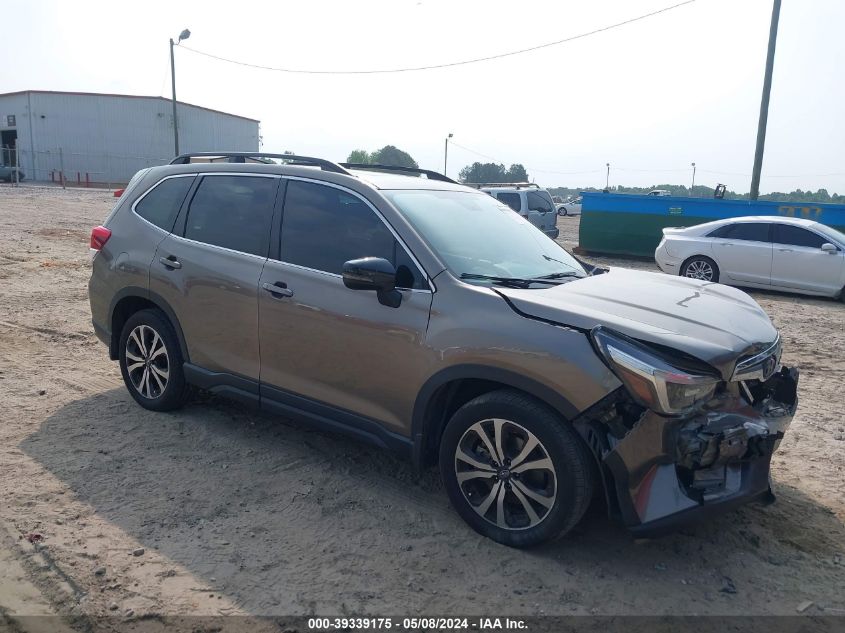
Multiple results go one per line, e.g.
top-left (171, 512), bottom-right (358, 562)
top-left (182, 363), bottom-right (413, 458)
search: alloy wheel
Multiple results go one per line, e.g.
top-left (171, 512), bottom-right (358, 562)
top-left (454, 419), bottom-right (557, 531)
top-left (684, 259), bottom-right (714, 281)
top-left (125, 324), bottom-right (170, 399)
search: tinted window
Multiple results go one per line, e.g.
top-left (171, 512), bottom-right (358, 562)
top-left (527, 191), bottom-right (554, 213)
top-left (706, 225), bottom-right (731, 238)
top-left (184, 175), bottom-right (277, 257)
top-left (708, 223), bottom-right (770, 242)
top-left (279, 180), bottom-right (425, 289)
top-left (135, 176), bottom-right (195, 231)
top-left (497, 192), bottom-right (521, 212)
top-left (773, 224), bottom-right (827, 248)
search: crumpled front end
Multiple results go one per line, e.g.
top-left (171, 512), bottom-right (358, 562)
top-left (584, 366), bottom-right (798, 537)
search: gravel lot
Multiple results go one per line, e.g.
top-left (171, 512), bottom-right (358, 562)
top-left (1, 185), bottom-right (844, 624)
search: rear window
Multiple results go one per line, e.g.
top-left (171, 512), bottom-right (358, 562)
top-left (527, 191), bottom-right (554, 213)
top-left (134, 176), bottom-right (195, 231)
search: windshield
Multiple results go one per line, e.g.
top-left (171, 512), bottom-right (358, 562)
top-left (384, 190), bottom-right (586, 283)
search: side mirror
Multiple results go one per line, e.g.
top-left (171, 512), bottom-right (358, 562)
top-left (821, 243), bottom-right (838, 254)
top-left (342, 257), bottom-right (402, 308)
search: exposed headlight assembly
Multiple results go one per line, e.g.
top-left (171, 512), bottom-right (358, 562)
top-left (592, 327), bottom-right (720, 415)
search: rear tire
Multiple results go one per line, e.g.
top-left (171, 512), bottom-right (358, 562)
top-left (118, 309), bottom-right (189, 412)
top-left (680, 255), bottom-right (719, 283)
top-left (439, 389), bottom-right (594, 548)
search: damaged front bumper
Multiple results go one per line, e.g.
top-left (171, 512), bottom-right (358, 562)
top-left (600, 366), bottom-right (799, 537)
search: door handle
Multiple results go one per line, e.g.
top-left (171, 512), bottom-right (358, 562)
top-left (262, 282), bottom-right (293, 298)
top-left (159, 256), bottom-right (181, 269)
top-left (778, 248), bottom-right (792, 252)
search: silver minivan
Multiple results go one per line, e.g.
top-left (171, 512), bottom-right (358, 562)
top-left (478, 184), bottom-right (559, 238)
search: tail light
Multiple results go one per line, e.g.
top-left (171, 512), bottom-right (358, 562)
top-left (113, 188), bottom-right (125, 197)
top-left (90, 225), bottom-right (112, 251)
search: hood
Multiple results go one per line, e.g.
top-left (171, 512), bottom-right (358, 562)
top-left (496, 268), bottom-right (778, 379)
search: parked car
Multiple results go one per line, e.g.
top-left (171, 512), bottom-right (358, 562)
top-left (476, 183), bottom-right (559, 238)
top-left (0, 165), bottom-right (24, 182)
top-left (655, 216), bottom-right (845, 300)
top-left (647, 189), bottom-right (671, 197)
top-left (557, 196), bottom-right (582, 217)
top-left (89, 153), bottom-right (798, 547)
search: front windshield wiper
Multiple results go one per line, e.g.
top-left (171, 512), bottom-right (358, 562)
top-left (533, 271), bottom-right (583, 280)
top-left (459, 273), bottom-right (568, 288)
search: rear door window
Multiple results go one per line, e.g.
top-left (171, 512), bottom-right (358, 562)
top-left (134, 176), bottom-right (195, 231)
top-left (496, 192), bottom-right (521, 212)
top-left (183, 175), bottom-right (278, 257)
top-left (708, 223), bottom-right (770, 242)
top-left (773, 224), bottom-right (827, 248)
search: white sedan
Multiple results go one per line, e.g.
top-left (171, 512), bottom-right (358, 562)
top-left (655, 216), bottom-right (845, 299)
top-left (556, 196), bottom-right (582, 216)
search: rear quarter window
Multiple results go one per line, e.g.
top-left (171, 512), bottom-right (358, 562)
top-left (134, 176), bottom-right (196, 231)
top-left (496, 192), bottom-right (521, 212)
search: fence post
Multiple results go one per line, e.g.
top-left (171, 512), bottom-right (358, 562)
top-left (59, 147), bottom-right (66, 189)
top-left (14, 146), bottom-right (20, 187)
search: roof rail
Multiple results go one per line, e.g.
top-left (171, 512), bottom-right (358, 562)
top-left (169, 152), bottom-right (350, 175)
top-left (465, 182), bottom-right (539, 189)
top-left (340, 163), bottom-right (459, 184)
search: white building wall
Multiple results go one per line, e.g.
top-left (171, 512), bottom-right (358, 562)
top-left (0, 91), bottom-right (259, 184)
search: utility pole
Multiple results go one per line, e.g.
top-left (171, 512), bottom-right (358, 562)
top-left (170, 29), bottom-right (191, 157)
top-left (691, 162), bottom-right (696, 195)
top-left (444, 133), bottom-right (453, 176)
top-left (750, 0), bottom-right (781, 200)
top-left (605, 163), bottom-right (610, 190)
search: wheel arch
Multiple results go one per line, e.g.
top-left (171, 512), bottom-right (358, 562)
top-left (411, 365), bottom-right (581, 471)
top-left (108, 287), bottom-right (189, 362)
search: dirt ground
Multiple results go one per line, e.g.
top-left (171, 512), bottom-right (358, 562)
top-left (1, 185), bottom-right (844, 625)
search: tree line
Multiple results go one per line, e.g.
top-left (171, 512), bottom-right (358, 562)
top-left (548, 184), bottom-right (845, 204)
top-left (343, 147), bottom-right (842, 202)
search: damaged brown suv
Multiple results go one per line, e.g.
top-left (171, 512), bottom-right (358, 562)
top-left (89, 153), bottom-right (799, 548)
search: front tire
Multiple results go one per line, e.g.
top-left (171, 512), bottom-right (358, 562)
top-left (557, 208), bottom-right (567, 217)
top-left (119, 309), bottom-right (188, 411)
top-left (439, 390), bottom-right (594, 548)
top-left (681, 255), bottom-right (719, 282)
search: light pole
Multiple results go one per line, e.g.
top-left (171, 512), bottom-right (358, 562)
top-left (170, 28), bottom-right (191, 157)
top-left (691, 162), bottom-right (696, 195)
top-left (444, 133), bottom-right (453, 176)
top-left (605, 163), bottom-right (610, 190)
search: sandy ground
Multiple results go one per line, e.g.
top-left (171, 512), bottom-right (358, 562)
top-left (1, 185), bottom-right (844, 626)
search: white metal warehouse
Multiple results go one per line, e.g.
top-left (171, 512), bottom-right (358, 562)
top-left (0, 90), bottom-right (260, 185)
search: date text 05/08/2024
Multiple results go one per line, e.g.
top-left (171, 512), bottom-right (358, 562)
top-left (307, 617), bottom-right (528, 630)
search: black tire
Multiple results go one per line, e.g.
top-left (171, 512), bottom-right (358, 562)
top-left (439, 389), bottom-right (594, 548)
top-left (680, 255), bottom-right (719, 283)
top-left (557, 207), bottom-right (567, 217)
top-left (118, 308), bottom-right (189, 411)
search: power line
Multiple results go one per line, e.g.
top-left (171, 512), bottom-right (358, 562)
top-left (178, 1), bottom-right (696, 75)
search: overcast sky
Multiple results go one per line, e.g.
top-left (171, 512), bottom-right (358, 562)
top-left (7, 0), bottom-right (844, 194)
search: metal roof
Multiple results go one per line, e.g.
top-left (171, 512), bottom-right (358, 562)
top-left (0, 89), bottom-right (259, 123)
